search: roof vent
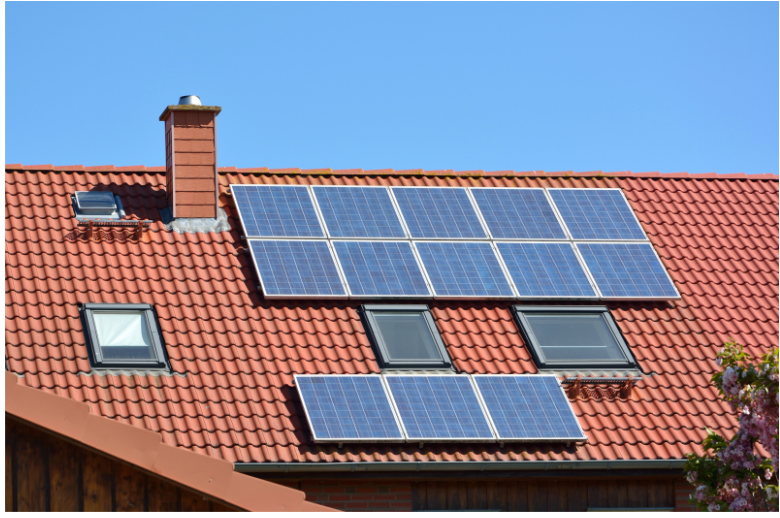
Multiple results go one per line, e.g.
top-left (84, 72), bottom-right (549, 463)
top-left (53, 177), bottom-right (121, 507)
top-left (178, 95), bottom-right (202, 106)
top-left (72, 191), bottom-right (123, 220)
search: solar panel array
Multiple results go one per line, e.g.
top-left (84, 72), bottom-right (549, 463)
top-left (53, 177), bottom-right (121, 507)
top-left (233, 184), bottom-right (679, 300)
top-left (295, 374), bottom-right (585, 442)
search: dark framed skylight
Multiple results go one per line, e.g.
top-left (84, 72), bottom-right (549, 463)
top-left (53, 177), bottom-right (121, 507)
top-left (81, 303), bottom-right (168, 369)
top-left (361, 304), bottom-right (452, 369)
top-left (512, 305), bottom-right (636, 370)
top-left (72, 191), bottom-right (121, 220)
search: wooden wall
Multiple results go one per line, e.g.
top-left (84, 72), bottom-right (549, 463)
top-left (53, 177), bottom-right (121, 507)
top-left (410, 479), bottom-right (676, 512)
top-left (5, 416), bottom-right (238, 512)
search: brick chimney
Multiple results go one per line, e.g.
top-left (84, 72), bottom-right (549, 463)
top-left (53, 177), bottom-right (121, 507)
top-left (159, 97), bottom-right (222, 218)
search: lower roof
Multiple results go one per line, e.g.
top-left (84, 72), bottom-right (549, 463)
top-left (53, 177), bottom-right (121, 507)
top-left (5, 166), bottom-right (778, 465)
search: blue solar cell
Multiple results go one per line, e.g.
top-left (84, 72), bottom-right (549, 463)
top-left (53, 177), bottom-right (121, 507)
top-left (249, 240), bottom-right (346, 297)
top-left (312, 186), bottom-right (407, 238)
top-left (415, 242), bottom-right (514, 298)
top-left (333, 241), bottom-right (431, 297)
top-left (471, 189), bottom-right (566, 239)
top-left (385, 376), bottom-right (494, 440)
top-left (233, 185), bottom-right (324, 237)
top-left (391, 187), bottom-right (486, 239)
top-left (576, 243), bottom-right (679, 299)
top-left (474, 376), bottom-right (585, 440)
top-left (549, 189), bottom-right (646, 240)
top-left (497, 242), bottom-right (596, 298)
top-left (296, 376), bottom-right (403, 440)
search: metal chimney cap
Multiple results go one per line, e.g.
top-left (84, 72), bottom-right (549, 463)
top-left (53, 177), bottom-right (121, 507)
top-left (178, 95), bottom-right (202, 106)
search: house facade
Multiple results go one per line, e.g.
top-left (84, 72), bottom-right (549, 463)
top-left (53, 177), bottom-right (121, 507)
top-left (5, 99), bottom-right (778, 511)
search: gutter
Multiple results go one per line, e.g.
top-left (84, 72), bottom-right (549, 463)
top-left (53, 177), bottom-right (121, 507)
top-left (235, 459), bottom-right (686, 474)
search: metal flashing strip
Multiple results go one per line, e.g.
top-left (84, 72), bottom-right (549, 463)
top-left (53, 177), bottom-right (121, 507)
top-left (233, 459), bottom-right (687, 473)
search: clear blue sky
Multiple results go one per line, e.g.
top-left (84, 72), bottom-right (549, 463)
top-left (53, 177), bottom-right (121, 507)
top-left (6, 2), bottom-right (778, 174)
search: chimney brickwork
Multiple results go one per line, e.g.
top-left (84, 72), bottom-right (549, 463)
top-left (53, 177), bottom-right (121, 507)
top-left (160, 104), bottom-right (222, 218)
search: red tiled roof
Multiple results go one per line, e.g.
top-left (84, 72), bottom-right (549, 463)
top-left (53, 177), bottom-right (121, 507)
top-left (5, 165), bottom-right (779, 465)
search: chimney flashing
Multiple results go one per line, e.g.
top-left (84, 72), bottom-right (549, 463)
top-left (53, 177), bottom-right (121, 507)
top-left (159, 105), bottom-right (222, 121)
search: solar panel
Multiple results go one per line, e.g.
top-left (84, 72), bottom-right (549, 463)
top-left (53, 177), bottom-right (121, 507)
top-left (312, 186), bottom-right (407, 238)
top-left (391, 187), bottom-right (487, 239)
top-left (548, 189), bottom-right (646, 240)
top-left (295, 375), bottom-right (403, 441)
top-left (333, 241), bottom-right (431, 297)
top-left (249, 240), bottom-right (346, 298)
top-left (496, 242), bottom-right (597, 298)
top-left (385, 375), bottom-right (494, 440)
top-left (470, 188), bottom-right (567, 239)
top-left (232, 184), bottom-right (325, 238)
top-left (415, 242), bottom-right (515, 298)
top-left (473, 375), bottom-right (586, 441)
top-left (576, 242), bottom-right (680, 299)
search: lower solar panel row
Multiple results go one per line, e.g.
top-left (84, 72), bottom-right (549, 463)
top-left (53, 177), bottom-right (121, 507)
top-left (249, 239), bottom-right (680, 300)
top-left (294, 374), bottom-right (587, 443)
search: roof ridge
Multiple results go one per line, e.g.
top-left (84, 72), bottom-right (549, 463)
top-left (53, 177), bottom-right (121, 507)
top-left (5, 164), bottom-right (778, 181)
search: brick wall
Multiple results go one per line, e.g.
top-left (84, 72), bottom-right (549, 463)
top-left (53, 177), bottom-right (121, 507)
top-left (674, 482), bottom-right (696, 512)
top-left (283, 479), bottom-right (413, 512)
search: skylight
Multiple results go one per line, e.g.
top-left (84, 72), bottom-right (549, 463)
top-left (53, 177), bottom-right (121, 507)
top-left (72, 191), bottom-right (121, 220)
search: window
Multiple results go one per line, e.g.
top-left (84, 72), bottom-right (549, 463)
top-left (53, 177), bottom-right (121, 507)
top-left (512, 306), bottom-right (636, 369)
top-left (72, 191), bottom-right (122, 220)
top-left (361, 305), bottom-right (451, 369)
top-left (81, 303), bottom-right (168, 369)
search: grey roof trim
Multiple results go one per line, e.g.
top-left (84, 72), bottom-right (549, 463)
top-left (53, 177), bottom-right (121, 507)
top-left (234, 459), bottom-right (686, 473)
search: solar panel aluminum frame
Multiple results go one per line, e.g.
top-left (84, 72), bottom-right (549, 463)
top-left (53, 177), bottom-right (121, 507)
top-left (468, 187), bottom-right (569, 242)
top-left (332, 241), bottom-right (434, 299)
top-left (412, 241), bottom-right (519, 300)
top-left (573, 241), bottom-right (681, 301)
top-left (471, 374), bottom-right (588, 442)
top-left (388, 186), bottom-right (490, 241)
top-left (511, 305), bottom-right (639, 370)
top-left (293, 374), bottom-right (406, 443)
top-left (248, 239), bottom-right (349, 299)
top-left (546, 188), bottom-right (649, 242)
top-left (496, 241), bottom-right (600, 301)
top-left (382, 374), bottom-right (498, 442)
top-left (230, 184), bottom-right (327, 239)
top-left (310, 186), bottom-right (411, 240)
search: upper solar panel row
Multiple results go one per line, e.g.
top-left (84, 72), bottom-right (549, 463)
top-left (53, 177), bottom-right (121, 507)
top-left (295, 374), bottom-right (586, 442)
top-left (234, 184), bottom-right (679, 300)
top-left (231, 185), bottom-right (647, 241)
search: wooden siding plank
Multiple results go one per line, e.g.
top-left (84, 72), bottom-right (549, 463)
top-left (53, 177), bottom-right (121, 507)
top-left (447, 481), bottom-right (466, 510)
top-left (147, 476), bottom-right (181, 512)
top-left (513, 481), bottom-right (529, 512)
top-left (82, 450), bottom-right (113, 512)
top-left (547, 481), bottom-right (566, 512)
top-left (488, 481), bottom-right (508, 511)
top-left (48, 437), bottom-right (81, 512)
top-left (467, 480), bottom-right (487, 510)
top-left (15, 424), bottom-right (48, 512)
top-left (181, 490), bottom-right (212, 512)
top-left (568, 480), bottom-right (589, 512)
top-left (616, 480), bottom-right (629, 507)
top-left (426, 481), bottom-right (446, 511)
top-left (212, 501), bottom-right (238, 512)
top-left (528, 481), bottom-right (548, 512)
top-left (411, 482), bottom-right (427, 511)
top-left (114, 462), bottom-right (145, 511)
top-left (588, 480), bottom-right (609, 508)
top-left (627, 480), bottom-right (648, 508)
top-left (6, 421), bottom-right (14, 512)
top-left (647, 480), bottom-right (669, 508)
